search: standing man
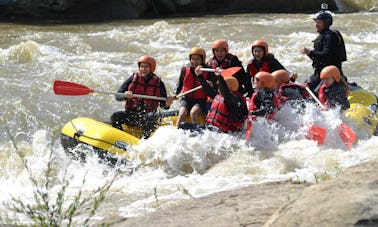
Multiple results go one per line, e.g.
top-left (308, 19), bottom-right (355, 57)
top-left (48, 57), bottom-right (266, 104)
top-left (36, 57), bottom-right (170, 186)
top-left (301, 3), bottom-right (347, 95)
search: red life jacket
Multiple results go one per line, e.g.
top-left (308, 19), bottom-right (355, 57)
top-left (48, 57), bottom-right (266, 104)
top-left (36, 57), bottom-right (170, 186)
top-left (126, 73), bottom-right (162, 112)
top-left (208, 54), bottom-right (235, 69)
top-left (247, 60), bottom-right (270, 79)
top-left (206, 93), bottom-right (246, 132)
top-left (249, 90), bottom-right (281, 120)
top-left (182, 66), bottom-right (207, 100)
top-left (318, 84), bottom-right (328, 107)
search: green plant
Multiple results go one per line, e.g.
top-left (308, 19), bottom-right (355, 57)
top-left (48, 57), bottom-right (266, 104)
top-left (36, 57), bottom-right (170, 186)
top-left (1, 126), bottom-right (116, 226)
top-left (176, 184), bottom-right (195, 199)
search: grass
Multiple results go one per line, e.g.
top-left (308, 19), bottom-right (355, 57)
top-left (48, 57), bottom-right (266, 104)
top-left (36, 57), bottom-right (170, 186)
top-left (1, 126), bottom-right (117, 226)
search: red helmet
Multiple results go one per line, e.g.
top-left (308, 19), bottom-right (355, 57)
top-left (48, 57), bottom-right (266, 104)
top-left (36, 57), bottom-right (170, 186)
top-left (320, 65), bottom-right (341, 82)
top-left (212, 39), bottom-right (229, 54)
top-left (255, 71), bottom-right (275, 89)
top-left (272, 70), bottom-right (290, 85)
top-left (138, 55), bottom-right (156, 73)
top-left (252, 40), bottom-right (269, 56)
top-left (189, 47), bottom-right (206, 65)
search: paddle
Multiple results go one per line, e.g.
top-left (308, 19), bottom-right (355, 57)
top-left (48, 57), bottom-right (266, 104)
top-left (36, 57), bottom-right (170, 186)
top-left (305, 125), bottom-right (326, 145)
top-left (199, 66), bottom-right (241, 77)
top-left (53, 80), bottom-right (202, 100)
top-left (245, 98), bottom-right (253, 142)
top-left (305, 87), bottom-right (355, 148)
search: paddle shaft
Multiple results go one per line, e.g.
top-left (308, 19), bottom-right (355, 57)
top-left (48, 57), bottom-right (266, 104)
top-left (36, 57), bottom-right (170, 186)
top-left (53, 80), bottom-right (202, 101)
top-left (94, 90), bottom-right (167, 101)
top-left (176, 85), bottom-right (202, 98)
top-left (305, 87), bottom-right (325, 108)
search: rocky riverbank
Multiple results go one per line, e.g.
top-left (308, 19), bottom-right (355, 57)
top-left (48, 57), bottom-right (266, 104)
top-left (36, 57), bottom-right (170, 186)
top-left (104, 159), bottom-right (378, 226)
top-left (0, 0), bottom-right (339, 22)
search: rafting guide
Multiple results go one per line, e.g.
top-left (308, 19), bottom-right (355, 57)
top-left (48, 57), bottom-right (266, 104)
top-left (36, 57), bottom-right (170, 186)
top-left (301, 3), bottom-right (347, 95)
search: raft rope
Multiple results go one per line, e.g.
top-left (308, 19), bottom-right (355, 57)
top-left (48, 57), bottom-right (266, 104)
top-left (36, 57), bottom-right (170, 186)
top-left (68, 120), bottom-right (128, 150)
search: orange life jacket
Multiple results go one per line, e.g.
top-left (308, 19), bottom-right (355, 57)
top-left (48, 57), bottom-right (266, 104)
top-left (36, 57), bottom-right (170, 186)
top-left (126, 73), bottom-right (162, 112)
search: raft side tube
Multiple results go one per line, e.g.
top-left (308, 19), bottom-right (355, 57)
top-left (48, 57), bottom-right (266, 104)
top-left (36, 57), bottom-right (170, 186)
top-left (61, 117), bottom-right (140, 160)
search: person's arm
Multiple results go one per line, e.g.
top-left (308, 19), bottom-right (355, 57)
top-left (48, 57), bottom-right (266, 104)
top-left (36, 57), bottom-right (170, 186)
top-left (231, 56), bottom-right (254, 97)
top-left (174, 67), bottom-right (186, 95)
top-left (115, 75), bottom-right (133, 101)
top-left (159, 81), bottom-right (170, 109)
top-left (197, 72), bottom-right (218, 99)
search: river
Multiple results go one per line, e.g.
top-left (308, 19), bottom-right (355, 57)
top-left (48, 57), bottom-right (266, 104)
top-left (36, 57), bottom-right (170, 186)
top-left (0, 4), bottom-right (377, 225)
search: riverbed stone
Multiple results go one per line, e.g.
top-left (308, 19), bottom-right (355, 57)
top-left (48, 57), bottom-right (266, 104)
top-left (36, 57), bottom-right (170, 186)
top-left (105, 159), bottom-right (378, 226)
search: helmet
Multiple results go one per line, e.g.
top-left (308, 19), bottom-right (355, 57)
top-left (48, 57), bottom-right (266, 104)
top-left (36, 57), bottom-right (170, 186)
top-left (138, 55), bottom-right (156, 73)
top-left (320, 65), bottom-right (340, 82)
top-left (255, 71), bottom-right (275, 89)
top-left (252, 40), bottom-right (269, 56)
top-left (211, 39), bottom-right (229, 54)
top-left (224, 76), bottom-right (239, 92)
top-left (313, 11), bottom-right (333, 28)
top-left (271, 70), bottom-right (290, 85)
top-left (189, 47), bottom-right (206, 65)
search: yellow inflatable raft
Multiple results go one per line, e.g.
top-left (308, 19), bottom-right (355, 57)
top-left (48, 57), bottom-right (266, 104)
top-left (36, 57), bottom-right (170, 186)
top-left (61, 110), bottom-right (205, 164)
top-left (344, 84), bottom-right (378, 137)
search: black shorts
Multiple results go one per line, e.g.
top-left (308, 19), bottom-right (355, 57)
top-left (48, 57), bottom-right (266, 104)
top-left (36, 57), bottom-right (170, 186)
top-left (180, 97), bottom-right (206, 113)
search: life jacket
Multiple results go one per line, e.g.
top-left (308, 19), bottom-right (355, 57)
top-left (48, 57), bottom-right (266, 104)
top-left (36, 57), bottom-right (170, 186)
top-left (249, 89), bottom-right (281, 120)
top-left (318, 82), bottom-right (349, 110)
top-left (278, 82), bottom-right (309, 102)
top-left (206, 93), bottom-right (246, 132)
top-left (247, 59), bottom-right (270, 79)
top-left (208, 53), bottom-right (235, 69)
top-left (182, 66), bottom-right (207, 100)
top-left (313, 29), bottom-right (347, 68)
top-left (126, 73), bottom-right (162, 112)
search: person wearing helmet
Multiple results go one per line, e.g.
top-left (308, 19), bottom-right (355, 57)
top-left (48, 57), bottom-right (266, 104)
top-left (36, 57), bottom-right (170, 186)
top-left (208, 39), bottom-right (253, 98)
top-left (174, 47), bottom-right (216, 126)
top-left (111, 55), bottom-right (175, 139)
top-left (318, 65), bottom-right (350, 110)
top-left (248, 72), bottom-right (281, 120)
top-left (178, 67), bottom-right (248, 133)
top-left (272, 69), bottom-right (309, 107)
top-left (301, 4), bottom-right (347, 95)
top-left (247, 40), bottom-right (297, 86)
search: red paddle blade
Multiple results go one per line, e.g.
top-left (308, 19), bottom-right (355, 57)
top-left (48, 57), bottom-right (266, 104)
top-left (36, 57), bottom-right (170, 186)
top-left (53, 80), bottom-right (94, 96)
top-left (339, 122), bottom-right (356, 148)
top-left (246, 120), bottom-right (253, 141)
top-left (306, 125), bottom-right (326, 145)
top-left (221, 67), bottom-right (242, 77)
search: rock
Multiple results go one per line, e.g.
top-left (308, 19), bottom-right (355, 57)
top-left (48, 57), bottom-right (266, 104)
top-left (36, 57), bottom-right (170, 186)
top-left (0, 0), bottom-right (345, 21)
top-left (106, 159), bottom-right (378, 227)
top-left (109, 181), bottom-right (310, 226)
top-left (153, 0), bottom-right (176, 14)
top-left (264, 159), bottom-right (378, 226)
